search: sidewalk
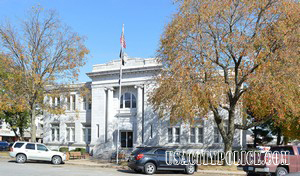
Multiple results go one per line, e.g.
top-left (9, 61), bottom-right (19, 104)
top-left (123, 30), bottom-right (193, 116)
top-left (65, 159), bottom-right (246, 175)
top-left (66, 159), bottom-right (126, 169)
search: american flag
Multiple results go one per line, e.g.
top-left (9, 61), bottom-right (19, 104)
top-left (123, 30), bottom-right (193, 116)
top-left (120, 24), bottom-right (126, 49)
top-left (120, 24), bottom-right (127, 65)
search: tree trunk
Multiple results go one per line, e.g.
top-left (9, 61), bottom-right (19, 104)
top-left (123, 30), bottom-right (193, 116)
top-left (223, 139), bottom-right (233, 166)
top-left (254, 126), bottom-right (257, 148)
top-left (11, 128), bottom-right (19, 140)
top-left (283, 136), bottom-right (289, 145)
top-left (30, 103), bottom-right (37, 142)
top-left (223, 108), bottom-right (235, 166)
top-left (19, 127), bottom-right (24, 141)
top-left (276, 127), bottom-right (281, 145)
top-left (7, 120), bottom-right (20, 140)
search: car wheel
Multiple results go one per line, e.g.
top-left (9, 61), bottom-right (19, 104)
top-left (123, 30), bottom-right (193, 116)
top-left (16, 154), bottom-right (26, 163)
top-left (52, 156), bottom-right (62, 165)
top-left (276, 167), bottom-right (288, 176)
top-left (144, 162), bottom-right (156, 175)
top-left (185, 165), bottom-right (195, 174)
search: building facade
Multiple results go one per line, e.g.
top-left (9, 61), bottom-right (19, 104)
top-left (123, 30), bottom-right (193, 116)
top-left (43, 58), bottom-right (246, 156)
top-left (0, 117), bottom-right (43, 142)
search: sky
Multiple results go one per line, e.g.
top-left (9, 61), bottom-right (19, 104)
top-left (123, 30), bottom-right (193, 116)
top-left (0, 0), bottom-right (177, 82)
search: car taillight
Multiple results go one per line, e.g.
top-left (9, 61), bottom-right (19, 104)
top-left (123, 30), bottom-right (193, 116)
top-left (136, 154), bottom-right (144, 160)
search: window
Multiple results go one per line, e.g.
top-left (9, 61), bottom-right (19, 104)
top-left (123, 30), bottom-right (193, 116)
top-left (155, 149), bottom-right (166, 155)
top-left (14, 142), bottom-right (24, 148)
top-left (66, 124), bottom-right (75, 142)
top-left (214, 127), bottom-right (220, 143)
top-left (37, 144), bottom-right (48, 151)
top-left (120, 93), bottom-right (136, 109)
top-left (57, 97), bottom-right (60, 107)
top-left (88, 101), bottom-right (92, 110)
top-left (88, 128), bottom-right (91, 142)
top-left (168, 128), bottom-right (173, 143)
top-left (72, 95), bottom-right (76, 110)
top-left (120, 131), bottom-right (133, 148)
top-left (67, 96), bottom-right (71, 110)
top-left (298, 147), bottom-right (300, 155)
top-left (82, 126), bottom-right (91, 143)
top-left (198, 127), bottom-right (204, 143)
top-left (51, 97), bottom-right (55, 107)
top-left (190, 128), bottom-right (195, 143)
top-left (132, 148), bottom-right (152, 155)
top-left (51, 124), bottom-right (60, 142)
top-left (25, 143), bottom-right (35, 150)
top-left (270, 146), bottom-right (295, 155)
top-left (175, 127), bottom-right (180, 143)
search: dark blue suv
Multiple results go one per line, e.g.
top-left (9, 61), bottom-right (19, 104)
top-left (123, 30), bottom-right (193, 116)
top-left (0, 141), bottom-right (9, 151)
top-left (128, 147), bottom-right (197, 175)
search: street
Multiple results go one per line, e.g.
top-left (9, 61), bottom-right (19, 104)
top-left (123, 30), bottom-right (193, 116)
top-left (0, 158), bottom-right (242, 176)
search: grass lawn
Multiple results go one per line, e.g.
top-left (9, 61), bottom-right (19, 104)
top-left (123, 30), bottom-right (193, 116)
top-left (0, 151), bottom-right (9, 157)
top-left (198, 164), bottom-right (240, 171)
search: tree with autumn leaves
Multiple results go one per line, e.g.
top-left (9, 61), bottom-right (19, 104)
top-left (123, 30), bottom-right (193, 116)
top-left (150, 0), bottom-right (300, 161)
top-left (0, 7), bottom-right (89, 142)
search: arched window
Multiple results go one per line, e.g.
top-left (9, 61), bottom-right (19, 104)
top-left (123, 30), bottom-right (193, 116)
top-left (120, 92), bottom-right (136, 109)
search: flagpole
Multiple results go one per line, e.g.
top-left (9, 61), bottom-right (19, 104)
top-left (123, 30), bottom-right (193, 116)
top-left (117, 57), bottom-right (122, 164)
top-left (117, 23), bottom-right (125, 165)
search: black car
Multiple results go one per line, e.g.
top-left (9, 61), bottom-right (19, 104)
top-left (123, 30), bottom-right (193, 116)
top-left (0, 141), bottom-right (9, 151)
top-left (128, 147), bottom-right (197, 175)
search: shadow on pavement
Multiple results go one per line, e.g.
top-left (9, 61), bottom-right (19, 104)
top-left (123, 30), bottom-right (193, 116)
top-left (8, 160), bottom-right (60, 165)
top-left (117, 169), bottom-right (185, 175)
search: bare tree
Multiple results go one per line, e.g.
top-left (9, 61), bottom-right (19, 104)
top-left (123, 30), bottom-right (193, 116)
top-left (0, 7), bottom-right (89, 142)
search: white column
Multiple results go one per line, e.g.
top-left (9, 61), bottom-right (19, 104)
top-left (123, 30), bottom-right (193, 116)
top-left (75, 121), bottom-right (81, 143)
top-left (59, 121), bottom-right (64, 143)
top-left (70, 94), bottom-right (73, 111)
top-left (75, 94), bottom-right (79, 110)
top-left (106, 87), bottom-right (114, 143)
top-left (135, 85), bottom-right (143, 145)
top-left (55, 97), bottom-right (58, 107)
top-left (65, 96), bottom-right (68, 110)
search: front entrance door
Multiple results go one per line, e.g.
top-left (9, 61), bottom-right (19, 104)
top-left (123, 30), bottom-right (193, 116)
top-left (120, 131), bottom-right (133, 148)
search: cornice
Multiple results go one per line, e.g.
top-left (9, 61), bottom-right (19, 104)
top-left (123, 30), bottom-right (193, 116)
top-left (86, 65), bottom-right (162, 78)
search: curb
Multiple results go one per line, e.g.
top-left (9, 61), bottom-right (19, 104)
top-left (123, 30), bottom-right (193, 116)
top-left (65, 161), bottom-right (246, 175)
top-left (65, 161), bottom-right (128, 170)
top-left (197, 170), bottom-right (246, 175)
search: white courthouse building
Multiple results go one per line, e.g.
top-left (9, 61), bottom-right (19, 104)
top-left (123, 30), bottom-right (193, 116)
top-left (43, 57), bottom-right (246, 156)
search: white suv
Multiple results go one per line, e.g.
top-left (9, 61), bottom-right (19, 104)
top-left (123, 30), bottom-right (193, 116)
top-left (9, 141), bottom-right (66, 165)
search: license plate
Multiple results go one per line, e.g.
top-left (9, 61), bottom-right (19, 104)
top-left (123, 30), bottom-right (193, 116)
top-left (248, 167), bottom-right (254, 171)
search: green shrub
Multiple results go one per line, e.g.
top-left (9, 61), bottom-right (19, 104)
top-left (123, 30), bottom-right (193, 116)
top-left (59, 147), bottom-right (69, 153)
top-left (70, 148), bottom-right (86, 154)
